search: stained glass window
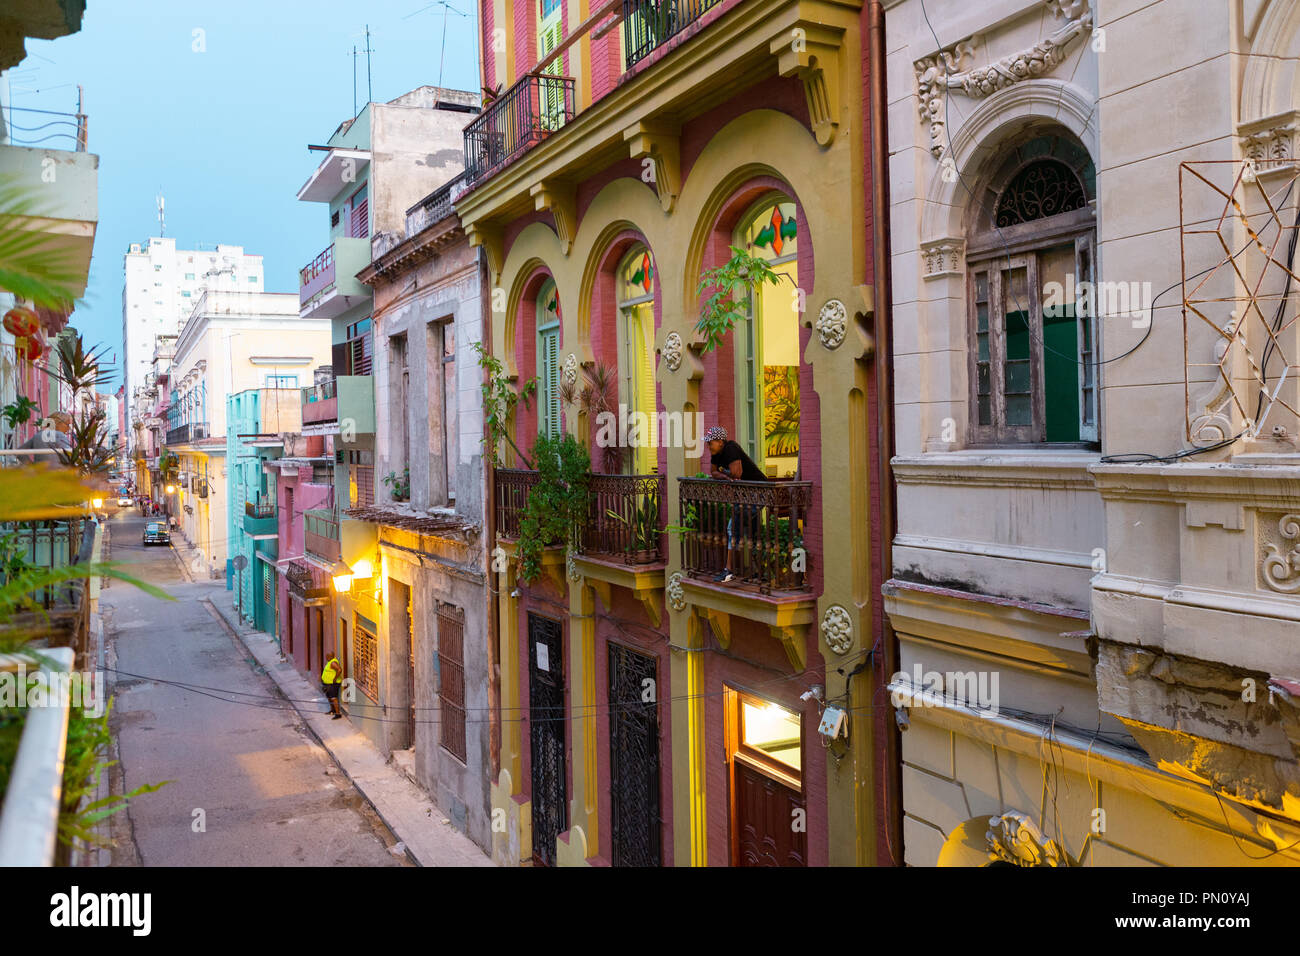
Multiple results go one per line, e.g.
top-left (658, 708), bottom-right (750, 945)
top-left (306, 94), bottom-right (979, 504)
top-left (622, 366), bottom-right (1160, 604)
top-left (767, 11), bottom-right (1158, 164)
top-left (744, 201), bottom-right (799, 262)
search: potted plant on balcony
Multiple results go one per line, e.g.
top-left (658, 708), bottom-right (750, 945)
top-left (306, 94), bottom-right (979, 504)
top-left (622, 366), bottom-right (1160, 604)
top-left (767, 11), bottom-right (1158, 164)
top-left (604, 491), bottom-right (662, 564)
top-left (517, 432), bottom-right (590, 584)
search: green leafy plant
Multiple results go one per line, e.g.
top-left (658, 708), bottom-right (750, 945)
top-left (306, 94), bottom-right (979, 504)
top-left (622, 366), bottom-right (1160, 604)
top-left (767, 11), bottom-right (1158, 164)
top-left (383, 467), bottom-right (410, 501)
top-left (560, 360), bottom-right (626, 473)
top-left (1, 396), bottom-right (39, 429)
top-left (0, 177), bottom-right (83, 312)
top-left (517, 432), bottom-right (590, 584)
top-left (695, 245), bottom-right (785, 354)
top-left (55, 700), bottom-right (170, 858)
top-left (604, 491), bottom-right (661, 558)
top-left (475, 341), bottom-right (538, 468)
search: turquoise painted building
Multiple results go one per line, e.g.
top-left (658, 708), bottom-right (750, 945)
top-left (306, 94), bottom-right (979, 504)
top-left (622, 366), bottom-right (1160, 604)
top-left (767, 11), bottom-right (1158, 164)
top-left (226, 387), bottom-right (301, 634)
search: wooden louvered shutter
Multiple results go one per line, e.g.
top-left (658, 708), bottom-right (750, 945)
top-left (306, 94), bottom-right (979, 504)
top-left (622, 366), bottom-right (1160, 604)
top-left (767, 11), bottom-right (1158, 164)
top-left (632, 308), bottom-right (656, 474)
top-left (348, 186), bottom-right (369, 239)
top-left (539, 326), bottom-right (560, 439)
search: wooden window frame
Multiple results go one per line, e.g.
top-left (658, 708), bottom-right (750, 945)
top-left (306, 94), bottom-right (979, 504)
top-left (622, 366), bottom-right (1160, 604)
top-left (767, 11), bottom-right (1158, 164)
top-left (354, 617), bottom-right (379, 702)
top-left (616, 247), bottom-right (657, 475)
top-left (537, 279), bottom-right (561, 441)
top-left (436, 603), bottom-right (467, 763)
top-left (966, 217), bottom-right (1098, 446)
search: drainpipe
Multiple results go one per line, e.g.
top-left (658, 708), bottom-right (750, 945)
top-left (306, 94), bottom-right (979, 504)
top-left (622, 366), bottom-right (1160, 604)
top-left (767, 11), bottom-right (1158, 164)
top-left (868, 0), bottom-right (903, 866)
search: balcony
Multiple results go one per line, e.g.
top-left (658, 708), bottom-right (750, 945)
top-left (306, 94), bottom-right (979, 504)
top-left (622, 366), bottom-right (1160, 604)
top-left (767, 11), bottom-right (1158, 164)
top-left (464, 73), bottom-right (575, 185)
top-left (300, 376), bottom-right (374, 437)
top-left (495, 468), bottom-right (540, 539)
top-left (406, 172), bottom-right (467, 236)
top-left (582, 473), bottom-right (666, 564)
top-left (166, 422), bottom-right (208, 445)
top-left (243, 497), bottom-right (276, 537)
top-left (678, 477), bottom-right (813, 594)
top-left (298, 236), bottom-right (371, 319)
top-left (623, 0), bottom-right (722, 69)
top-left (304, 508), bottom-right (341, 563)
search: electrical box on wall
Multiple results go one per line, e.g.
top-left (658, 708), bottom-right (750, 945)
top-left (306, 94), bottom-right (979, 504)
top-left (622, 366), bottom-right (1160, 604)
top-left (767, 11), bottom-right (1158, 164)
top-left (818, 705), bottom-right (847, 741)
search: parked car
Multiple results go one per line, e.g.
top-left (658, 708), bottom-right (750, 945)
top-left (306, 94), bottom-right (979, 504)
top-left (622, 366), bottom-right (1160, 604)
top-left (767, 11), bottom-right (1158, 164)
top-left (117, 495), bottom-right (132, 507)
top-left (142, 522), bottom-right (170, 546)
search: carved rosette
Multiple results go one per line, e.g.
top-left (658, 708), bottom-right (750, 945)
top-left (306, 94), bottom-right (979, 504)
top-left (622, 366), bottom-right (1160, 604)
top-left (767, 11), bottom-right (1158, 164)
top-left (1261, 514), bottom-right (1300, 593)
top-left (816, 299), bottom-right (847, 351)
top-left (663, 331), bottom-right (683, 373)
top-left (562, 353), bottom-right (579, 389)
top-left (666, 572), bottom-right (686, 612)
top-left (986, 811), bottom-right (1071, 867)
top-left (821, 604), bottom-right (853, 655)
top-left (566, 551), bottom-right (581, 583)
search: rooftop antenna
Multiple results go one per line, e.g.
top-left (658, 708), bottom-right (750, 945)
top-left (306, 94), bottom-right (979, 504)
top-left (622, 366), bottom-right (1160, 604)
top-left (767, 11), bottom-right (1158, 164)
top-left (156, 191), bottom-right (165, 237)
top-left (405, 2), bottom-right (468, 91)
top-left (365, 24), bottom-right (373, 104)
top-left (349, 27), bottom-right (375, 109)
top-left (351, 44), bottom-right (357, 118)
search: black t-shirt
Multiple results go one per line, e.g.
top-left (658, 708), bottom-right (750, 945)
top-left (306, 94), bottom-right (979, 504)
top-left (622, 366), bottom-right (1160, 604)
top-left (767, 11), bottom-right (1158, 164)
top-left (711, 440), bottom-right (766, 481)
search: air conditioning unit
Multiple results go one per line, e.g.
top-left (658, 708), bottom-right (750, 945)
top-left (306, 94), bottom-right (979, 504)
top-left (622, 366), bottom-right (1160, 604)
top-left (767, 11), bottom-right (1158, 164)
top-left (195, 478), bottom-right (209, 498)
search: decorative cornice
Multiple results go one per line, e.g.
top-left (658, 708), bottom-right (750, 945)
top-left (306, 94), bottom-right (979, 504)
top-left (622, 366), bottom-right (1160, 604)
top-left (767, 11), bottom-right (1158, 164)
top-left (1260, 513), bottom-right (1300, 594)
top-left (1239, 109), bottom-right (1299, 177)
top-left (915, 0), bottom-right (1093, 158)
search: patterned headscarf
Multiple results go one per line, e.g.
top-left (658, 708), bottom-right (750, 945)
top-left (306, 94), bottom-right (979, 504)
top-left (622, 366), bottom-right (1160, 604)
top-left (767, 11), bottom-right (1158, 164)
top-left (705, 427), bottom-right (728, 442)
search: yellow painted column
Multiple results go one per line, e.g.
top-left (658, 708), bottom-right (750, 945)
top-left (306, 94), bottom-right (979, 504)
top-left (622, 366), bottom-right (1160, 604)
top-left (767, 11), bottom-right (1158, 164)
top-left (498, 557), bottom-right (521, 789)
top-left (565, 576), bottom-right (599, 860)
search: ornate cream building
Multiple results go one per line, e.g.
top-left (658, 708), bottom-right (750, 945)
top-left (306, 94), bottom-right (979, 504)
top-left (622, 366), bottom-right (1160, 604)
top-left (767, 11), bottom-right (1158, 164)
top-left (883, 0), bottom-right (1300, 865)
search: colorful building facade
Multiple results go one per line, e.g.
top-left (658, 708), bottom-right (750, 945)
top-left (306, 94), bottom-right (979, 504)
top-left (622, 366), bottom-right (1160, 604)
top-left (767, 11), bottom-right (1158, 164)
top-left (466, 0), bottom-right (889, 866)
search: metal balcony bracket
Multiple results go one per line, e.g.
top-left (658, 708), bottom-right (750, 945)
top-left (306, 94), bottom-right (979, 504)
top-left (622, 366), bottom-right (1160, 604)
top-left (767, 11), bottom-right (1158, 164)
top-left (624, 121), bottom-right (681, 213)
top-left (770, 624), bottom-right (806, 672)
top-left (770, 21), bottom-right (846, 147)
top-left (530, 181), bottom-right (578, 255)
top-left (466, 222), bottom-right (505, 284)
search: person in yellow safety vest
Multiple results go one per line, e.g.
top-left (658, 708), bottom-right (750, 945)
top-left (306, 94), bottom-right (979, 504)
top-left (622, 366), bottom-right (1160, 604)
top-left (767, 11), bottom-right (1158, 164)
top-left (321, 656), bottom-right (343, 719)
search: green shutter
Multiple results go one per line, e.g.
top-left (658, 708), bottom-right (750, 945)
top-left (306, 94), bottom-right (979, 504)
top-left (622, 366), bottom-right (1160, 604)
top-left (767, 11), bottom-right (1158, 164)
top-left (540, 326), bottom-right (560, 439)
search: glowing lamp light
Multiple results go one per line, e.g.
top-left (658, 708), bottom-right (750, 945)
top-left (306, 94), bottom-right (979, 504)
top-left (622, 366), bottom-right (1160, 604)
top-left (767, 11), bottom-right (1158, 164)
top-left (91, 498), bottom-right (104, 509)
top-left (332, 572), bottom-right (353, 593)
top-left (165, 484), bottom-right (177, 495)
top-left (351, 559), bottom-right (373, 580)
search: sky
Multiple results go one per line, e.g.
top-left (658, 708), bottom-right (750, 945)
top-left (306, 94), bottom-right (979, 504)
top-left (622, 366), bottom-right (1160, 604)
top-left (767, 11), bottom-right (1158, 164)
top-left (9, 0), bottom-right (481, 389)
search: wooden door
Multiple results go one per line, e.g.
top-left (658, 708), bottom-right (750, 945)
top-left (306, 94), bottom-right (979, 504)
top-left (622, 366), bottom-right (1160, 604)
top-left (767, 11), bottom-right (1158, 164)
top-left (733, 761), bottom-right (807, 867)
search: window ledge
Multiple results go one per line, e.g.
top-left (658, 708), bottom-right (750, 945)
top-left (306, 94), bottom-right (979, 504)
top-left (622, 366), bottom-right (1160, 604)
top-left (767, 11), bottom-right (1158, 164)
top-left (893, 448), bottom-right (1100, 491)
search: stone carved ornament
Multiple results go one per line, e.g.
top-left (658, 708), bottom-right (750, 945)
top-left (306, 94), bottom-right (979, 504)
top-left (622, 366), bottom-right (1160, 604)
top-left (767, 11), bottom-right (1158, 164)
top-left (986, 811), bottom-right (1071, 867)
top-left (915, 0), bottom-right (1093, 158)
top-left (821, 604), bottom-right (853, 655)
top-left (666, 571), bottom-right (686, 611)
top-left (816, 299), bottom-right (848, 350)
top-left (663, 331), bottom-right (683, 373)
top-left (1261, 514), bottom-right (1300, 593)
top-left (566, 550), bottom-right (581, 583)
top-left (562, 352), bottom-right (579, 388)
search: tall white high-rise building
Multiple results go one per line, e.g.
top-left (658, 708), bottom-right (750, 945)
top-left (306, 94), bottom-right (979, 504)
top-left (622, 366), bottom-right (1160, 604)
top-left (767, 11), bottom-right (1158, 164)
top-left (122, 237), bottom-right (264, 444)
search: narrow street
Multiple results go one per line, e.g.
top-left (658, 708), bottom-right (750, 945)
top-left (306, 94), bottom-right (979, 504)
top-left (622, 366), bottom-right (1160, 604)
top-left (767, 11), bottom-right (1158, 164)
top-left (100, 510), bottom-right (408, 867)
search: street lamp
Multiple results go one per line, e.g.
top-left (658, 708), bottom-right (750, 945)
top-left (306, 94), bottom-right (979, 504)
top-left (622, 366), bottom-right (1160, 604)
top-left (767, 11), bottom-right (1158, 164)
top-left (332, 562), bottom-right (353, 593)
top-left (91, 498), bottom-right (103, 509)
top-left (165, 484), bottom-right (176, 495)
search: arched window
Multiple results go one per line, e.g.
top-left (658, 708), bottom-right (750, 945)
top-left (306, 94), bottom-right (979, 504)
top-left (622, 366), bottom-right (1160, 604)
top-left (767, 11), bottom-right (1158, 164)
top-left (617, 247), bottom-right (657, 474)
top-left (536, 278), bottom-right (561, 440)
top-left (735, 198), bottom-right (801, 477)
top-left (967, 134), bottom-right (1098, 444)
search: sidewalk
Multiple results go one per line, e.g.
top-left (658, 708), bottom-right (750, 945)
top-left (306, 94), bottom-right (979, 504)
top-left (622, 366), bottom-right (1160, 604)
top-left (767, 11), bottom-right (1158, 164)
top-left (170, 541), bottom-right (493, 867)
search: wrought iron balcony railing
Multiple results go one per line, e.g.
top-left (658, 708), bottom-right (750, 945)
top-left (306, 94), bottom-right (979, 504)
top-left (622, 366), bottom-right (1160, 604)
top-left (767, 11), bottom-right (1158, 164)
top-left (165, 422), bottom-right (208, 445)
top-left (678, 476), bottom-right (813, 594)
top-left (582, 473), bottom-right (665, 564)
top-left (245, 496), bottom-right (275, 519)
top-left (464, 73), bottom-right (576, 185)
top-left (495, 468), bottom-right (540, 539)
top-left (623, 0), bottom-right (721, 69)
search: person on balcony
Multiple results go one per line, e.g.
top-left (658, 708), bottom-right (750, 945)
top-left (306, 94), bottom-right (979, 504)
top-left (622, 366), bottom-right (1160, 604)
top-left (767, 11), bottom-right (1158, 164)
top-left (705, 426), bottom-right (766, 584)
